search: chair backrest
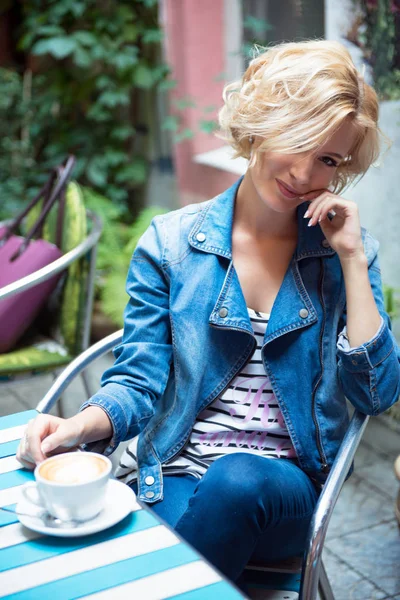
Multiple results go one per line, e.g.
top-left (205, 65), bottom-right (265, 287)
top-left (24, 181), bottom-right (92, 356)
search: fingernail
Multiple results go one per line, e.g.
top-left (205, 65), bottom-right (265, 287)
top-left (318, 215), bottom-right (322, 222)
top-left (304, 210), bottom-right (310, 218)
top-left (41, 443), bottom-right (50, 453)
top-left (307, 220), bottom-right (313, 227)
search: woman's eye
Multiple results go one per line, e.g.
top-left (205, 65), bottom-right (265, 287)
top-left (320, 156), bottom-right (338, 168)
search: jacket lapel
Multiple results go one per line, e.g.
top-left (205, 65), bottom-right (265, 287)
top-left (188, 177), bottom-right (336, 341)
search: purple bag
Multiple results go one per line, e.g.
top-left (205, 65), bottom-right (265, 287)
top-left (0, 157), bottom-right (75, 353)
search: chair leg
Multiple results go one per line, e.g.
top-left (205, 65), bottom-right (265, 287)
top-left (81, 370), bottom-right (95, 399)
top-left (318, 560), bottom-right (335, 600)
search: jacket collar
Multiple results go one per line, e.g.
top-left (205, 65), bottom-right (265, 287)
top-left (188, 177), bottom-right (336, 260)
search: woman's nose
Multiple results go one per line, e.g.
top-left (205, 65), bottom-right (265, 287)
top-left (289, 155), bottom-right (314, 186)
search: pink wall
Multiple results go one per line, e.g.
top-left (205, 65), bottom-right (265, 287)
top-left (162, 0), bottom-right (237, 205)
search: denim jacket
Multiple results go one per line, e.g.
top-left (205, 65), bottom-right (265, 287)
top-left (80, 178), bottom-right (400, 503)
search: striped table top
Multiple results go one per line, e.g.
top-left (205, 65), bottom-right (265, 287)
top-left (0, 410), bottom-right (246, 600)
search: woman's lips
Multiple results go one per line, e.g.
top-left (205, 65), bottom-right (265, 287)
top-left (276, 179), bottom-right (302, 199)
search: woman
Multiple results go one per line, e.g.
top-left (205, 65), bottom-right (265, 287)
top-left (18, 40), bottom-right (400, 584)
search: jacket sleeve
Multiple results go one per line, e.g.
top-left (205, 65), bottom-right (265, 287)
top-left (79, 216), bottom-right (173, 454)
top-left (336, 233), bottom-right (400, 416)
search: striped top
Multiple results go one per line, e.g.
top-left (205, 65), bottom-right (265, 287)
top-left (116, 308), bottom-right (297, 485)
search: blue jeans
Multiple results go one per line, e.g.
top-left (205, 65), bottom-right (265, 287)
top-left (130, 453), bottom-right (319, 583)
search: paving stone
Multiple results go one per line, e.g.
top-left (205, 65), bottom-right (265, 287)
top-left (325, 521), bottom-right (400, 597)
top-left (327, 474), bottom-right (394, 540)
top-left (362, 418), bottom-right (400, 462)
top-left (355, 441), bottom-right (389, 468)
top-left (356, 455), bottom-right (398, 502)
top-left (0, 388), bottom-right (27, 417)
top-left (322, 548), bottom-right (387, 600)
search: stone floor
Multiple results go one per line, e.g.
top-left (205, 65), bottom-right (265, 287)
top-left (1, 356), bottom-right (399, 600)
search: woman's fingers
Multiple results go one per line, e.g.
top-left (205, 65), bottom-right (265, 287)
top-left (308, 198), bottom-right (338, 225)
top-left (304, 193), bottom-right (350, 226)
top-left (16, 414), bottom-right (83, 469)
top-left (16, 434), bottom-right (36, 470)
top-left (17, 414), bottom-right (59, 466)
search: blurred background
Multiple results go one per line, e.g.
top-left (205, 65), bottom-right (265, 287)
top-left (1, 0), bottom-right (399, 340)
top-left (1, 4), bottom-right (400, 597)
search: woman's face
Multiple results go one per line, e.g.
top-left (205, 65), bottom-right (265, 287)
top-left (248, 119), bottom-right (357, 213)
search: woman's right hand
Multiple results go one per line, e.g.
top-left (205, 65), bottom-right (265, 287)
top-left (16, 413), bottom-right (83, 470)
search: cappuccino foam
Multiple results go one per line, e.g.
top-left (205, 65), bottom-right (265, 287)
top-left (39, 454), bottom-right (107, 484)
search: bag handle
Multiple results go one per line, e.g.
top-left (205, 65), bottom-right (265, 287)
top-left (0, 172), bottom-right (56, 246)
top-left (10, 156), bottom-right (75, 260)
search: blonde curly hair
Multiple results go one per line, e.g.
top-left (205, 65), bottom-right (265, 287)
top-left (218, 40), bottom-right (386, 192)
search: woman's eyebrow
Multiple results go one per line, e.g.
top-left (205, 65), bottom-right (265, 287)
top-left (324, 152), bottom-right (344, 159)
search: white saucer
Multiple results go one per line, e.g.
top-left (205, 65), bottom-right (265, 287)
top-left (16, 479), bottom-right (137, 538)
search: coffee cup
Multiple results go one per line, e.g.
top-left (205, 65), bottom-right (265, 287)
top-left (21, 452), bottom-right (112, 522)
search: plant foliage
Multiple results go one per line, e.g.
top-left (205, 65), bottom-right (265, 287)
top-left (0, 0), bottom-right (169, 219)
top-left (350, 0), bottom-right (400, 100)
top-left (82, 186), bottom-right (168, 326)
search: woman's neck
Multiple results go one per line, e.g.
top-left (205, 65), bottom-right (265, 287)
top-left (234, 172), bottom-right (298, 241)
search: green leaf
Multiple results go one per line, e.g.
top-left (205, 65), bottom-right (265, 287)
top-left (86, 158), bottom-right (108, 187)
top-left (123, 24), bottom-right (139, 43)
top-left (32, 37), bottom-right (77, 59)
top-left (95, 75), bottom-right (114, 90)
top-left (17, 32), bottom-right (35, 51)
top-left (132, 64), bottom-right (154, 89)
top-left (37, 25), bottom-right (65, 37)
top-left (142, 29), bottom-right (164, 44)
top-left (97, 90), bottom-right (130, 108)
top-left (115, 159), bottom-right (147, 185)
top-left (71, 31), bottom-right (97, 47)
top-left (174, 128), bottom-right (194, 143)
top-left (87, 103), bottom-right (111, 122)
top-left (151, 64), bottom-right (170, 83)
top-left (136, 0), bottom-right (159, 7)
top-left (199, 119), bottom-right (218, 134)
top-left (173, 96), bottom-right (196, 110)
top-left (243, 15), bottom-right (273, 35)
top-left (113, 49), bottom-right (139, 71)
top-left (73, 47), bottom-right (91, 68)
top-left (162, 115), bottom-right (180, 131)
top-left (110, 125), bottom-right (136, 141)
top-left (103, 149), bottom-right (126, 167)
top-left (158, 78), bottom-right (177, 91)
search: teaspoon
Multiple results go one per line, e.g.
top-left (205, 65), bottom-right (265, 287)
top-left (0, 505), bottom-right (82, 528)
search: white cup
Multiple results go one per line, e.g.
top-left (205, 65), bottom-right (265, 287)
top-left (21, 452), bottom-right (112, 522)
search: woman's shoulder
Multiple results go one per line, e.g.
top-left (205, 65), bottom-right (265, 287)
top-left (139, 196), bottom-right (216, 265)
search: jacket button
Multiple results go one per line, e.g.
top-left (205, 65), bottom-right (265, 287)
top-left (299, 308), bottom-right (309, 319)
top-left (196, 232), bottom-right (206, 242)
top-left (219, 307), bottom-right (228, 318)
top-left (321, 239), bottom-right (330, 248)
top-left (145, 476), bottom-right (155, 486)
top-left (145, 491), bottom-right (155, 499)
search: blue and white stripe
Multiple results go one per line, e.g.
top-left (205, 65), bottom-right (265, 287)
top-left (0, 410), bottom-right (245, 600)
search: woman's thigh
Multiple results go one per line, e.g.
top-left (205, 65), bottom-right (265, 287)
top-left (129, 474), bottom-right (198, 527)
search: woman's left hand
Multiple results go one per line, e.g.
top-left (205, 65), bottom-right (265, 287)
top-left (302, 190), bottom-right (365, 260)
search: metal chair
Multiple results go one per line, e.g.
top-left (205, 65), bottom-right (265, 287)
top-left (0, 203), bottom-right (102, 413)
top-left (35, 329), bottom-right (369, 600)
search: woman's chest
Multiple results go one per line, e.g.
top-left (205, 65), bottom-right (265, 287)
top-left (232, 237), bottom-right (297, 315)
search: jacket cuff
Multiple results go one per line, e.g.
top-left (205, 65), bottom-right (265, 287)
top-left (78, 393), bottom-right (128, 456)
top-left (337, 317), bottom-right (394, 373)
